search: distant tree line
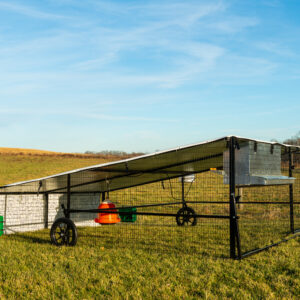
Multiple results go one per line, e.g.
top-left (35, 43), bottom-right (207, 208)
top-left (283, 131), bottom-right (300, 146)
top-left (84, 150), bottom-right (144, 157)
top-left (84, 133), bottom-right (300, 162)
top-left (280, 131), bottom-right (300, 164)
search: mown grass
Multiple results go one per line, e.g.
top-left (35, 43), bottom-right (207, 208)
top-left (0, 150), bottom-right (299, 299)
top-left (0, 226), bottom-right (299, 299)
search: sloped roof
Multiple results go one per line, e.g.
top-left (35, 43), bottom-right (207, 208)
top-left (0, 136), bottom-right (299, 194)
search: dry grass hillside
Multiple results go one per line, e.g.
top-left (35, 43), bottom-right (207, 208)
top-left (0, 147), bottom-right (140, 186)
top-left (0, 147), bottom-right (141, 160)
top-left (0, 147), bottom-right (59, 155)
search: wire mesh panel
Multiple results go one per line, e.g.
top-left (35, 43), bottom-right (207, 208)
top-left (293, 152), bottom-right (300, 231)
top-left (75, 171), bottom-right (230, 258)
top-left (237, 146), bottom-right (299, 256)
top-left (237, 185), bottom-right (291, 254)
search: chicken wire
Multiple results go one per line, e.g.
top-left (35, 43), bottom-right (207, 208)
top-left (75, 170), bottom-right (230, 258)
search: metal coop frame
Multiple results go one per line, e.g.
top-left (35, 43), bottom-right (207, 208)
top-left (0, 136), bottom-right (299, 259)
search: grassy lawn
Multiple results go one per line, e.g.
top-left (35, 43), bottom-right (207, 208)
top-left (0, 225), bottom-right (299, 299)
top-left (0, 150), bottom-right (299, 299)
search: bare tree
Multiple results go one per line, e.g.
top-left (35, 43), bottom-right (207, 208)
top-left (283, 131), bottom-right (300, 146)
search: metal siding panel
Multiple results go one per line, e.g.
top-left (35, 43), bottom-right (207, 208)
top-left (0, 136), bottom-right (299, 194)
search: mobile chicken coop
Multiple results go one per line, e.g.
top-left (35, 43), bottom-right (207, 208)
top-left (0, 136), bottom-right (299, 259)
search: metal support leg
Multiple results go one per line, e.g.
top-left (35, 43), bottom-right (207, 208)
top-left (181, 176), bottom-right (186, 208)
top-left (66, 174), bottom-right (71, 218)
top-left (229, 136), bottom-right (241, 259)
top-left (44, 193), bottom-right (49, 229)
top-left (289, 148), bottom-right (294, 234)
top-left (232, 194), bottom-right (241, 259)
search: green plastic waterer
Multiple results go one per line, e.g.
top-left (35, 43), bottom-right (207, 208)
top-left (0, 216), bottom-right (4, 237)
top-left (119, 207), bottom-right (137, 223)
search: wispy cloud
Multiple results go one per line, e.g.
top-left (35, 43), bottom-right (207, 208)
top-left (0, 1), bottom-right (269, 90)
top-left (255, 41), bottom-right (294, 57)
top-left (90, 1), bottom-right (225, 23)
top-left (131, 2), bottom-right (225, 28)
top-left (205, 16), bottom-right (259, 33)
top-left (262, 0), bottom-right (281, 8)
top-left (0, 107), bottom-right (178, 123)
top-left (0, 1), bottom-right (68, 20)
top-left (1, 0), bottom-right (299, 151)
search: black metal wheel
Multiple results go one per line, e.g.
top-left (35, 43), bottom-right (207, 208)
top-left (176, 207), bottom-right (197, 226)
top-left (50, 217), bottom-right (78, 246)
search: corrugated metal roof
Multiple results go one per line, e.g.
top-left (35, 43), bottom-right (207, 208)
top-left (0, 136), bottom-right (299, 194)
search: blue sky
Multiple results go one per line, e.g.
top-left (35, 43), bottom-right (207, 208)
top-left (0, 0), bottom-right (299, 153)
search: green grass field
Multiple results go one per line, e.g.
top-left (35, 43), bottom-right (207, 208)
top-left (0, 226), bottom-right (299, 299)
top-left (0, 151), bottom-right (299, 299)
top-left (0, 151), bottom-right (122, 186)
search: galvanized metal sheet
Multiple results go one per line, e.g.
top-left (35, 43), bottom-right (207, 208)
top-left (223, 140), bottom-right (296, 186)
top-left (0, 137), bottom-right (227, 193)
top-left (0, 136), bottom-right (299, 194)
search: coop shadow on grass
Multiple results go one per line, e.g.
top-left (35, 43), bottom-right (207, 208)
top-left (77, 222), bottom-right (230, 259)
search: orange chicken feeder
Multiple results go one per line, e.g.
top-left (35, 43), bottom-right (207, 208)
top-left (94, 200), bottom-right (121, 225)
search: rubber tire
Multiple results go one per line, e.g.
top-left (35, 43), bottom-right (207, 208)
top-left (50, 217), bottom-right (78, 246)
top-left (176, 207), bottom-right (197, 226)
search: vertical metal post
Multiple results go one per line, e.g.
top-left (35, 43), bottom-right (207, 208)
top-left (181, 176), bottom-right (186, 207)
top-left (4, 195), bottom-right (7, 235)
top-left (232, 194), bottom-right (241, 259)
top-left (229, 137), bottom-right (239, 259)
top-left (44, 193), bottom-right (49, 229)
top-left (289, 148), bottom-right (294, 233)
top-left (66, 174), bottom-right (71, 218)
